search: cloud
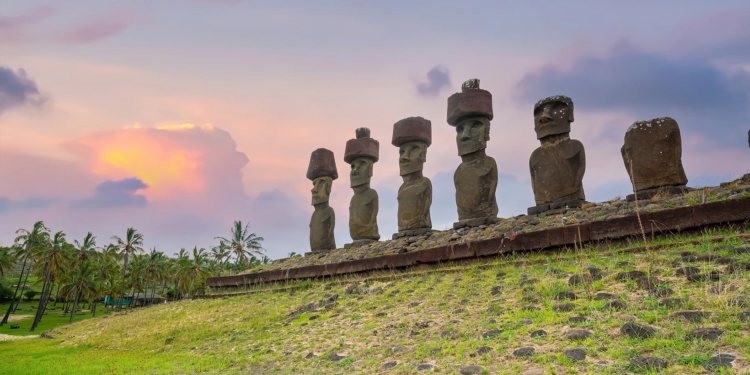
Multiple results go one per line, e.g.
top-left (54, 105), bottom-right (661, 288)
top-left (59, 11), bottom-right (141, 44)
top-left (72, 178), bottom-right (148, 209)
top-left (247, 190), bottom-right (310, 258)
top-left (0, 66), bottom-right (48, 114)
top-left (0, 197), bottom-right (53, 214)
top-left (416, 65), bottom-right (452, 97)
top-left (0, 5), bottom-right (56, 32)
top-left (515, 42), bottom-right (750, 148)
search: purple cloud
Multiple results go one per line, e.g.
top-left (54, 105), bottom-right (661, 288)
top-left (0, 5), bottom-right (56, 32)
top-left (60, 12), bottom-right (139, 44)
top-left (0, 66), bottom-right (47, 114)
top-left (72, 178), bottom-right (148, 209)
top-left (0, 197), bottom-right (53, 214)
top-left (515, 42), bottom-right (750, 148)
top-left (416, 65), bottom-right (452, 97)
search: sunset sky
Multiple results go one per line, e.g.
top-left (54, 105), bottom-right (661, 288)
top-left (2, 0), bottom-right (750, 259)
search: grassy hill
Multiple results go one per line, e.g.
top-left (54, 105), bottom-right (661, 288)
top-left (2, 227), bottom-right (750, 374)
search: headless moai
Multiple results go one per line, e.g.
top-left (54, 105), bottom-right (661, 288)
top-left (306, 148), bottom-right (338, 252)
top-left (344, 128), bottom-right (380, 246)
top-left (622, 117), bottom-right (688, 201)
top-left (528, 95), bottom-right (586, 215)
top-left (447, 79), bottom-right (499, 228)
top-left (392, 116), bottom-right (432, 239)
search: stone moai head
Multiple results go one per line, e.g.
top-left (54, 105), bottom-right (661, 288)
top-left (447, 79), bottom-right (493, 156)
top-left (344, 127), bottom-right (379, 188)
top-left (306, 148), bottom-right (338, 205)
top-left (392, 116), bottom-right (432, 176)
top-left (533, 95), bottom-right (574, 140)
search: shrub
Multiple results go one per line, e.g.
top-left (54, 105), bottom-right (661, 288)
top-left (24, 290), bottom-right (38, 301)
top-left (0, 283), bottom-right (13, 301)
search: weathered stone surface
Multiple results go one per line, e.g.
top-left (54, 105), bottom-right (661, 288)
top-left (529, 96), bottom-right (585, 212)
top-left (459, 365), bottom-right (484, 375)
top-left (345, 128), bottom-right (380, 242)
top-left (530, 329), bottom-right (547, 338)
top-left (563, 330), bottom-right (591, 340)
top-left (393, 117), bottom-right (433, 233)
top-left (513, 347), bottom-right (535, 357)
top-left (688, 327), bottom-right (722, 341)
top-left (308, 149), bottom-right (338, 252)
top-left (563, 348), bottom-right (586, 361)
top-left (628, 357), bottom-right (668, 371)
top-left (620, 322), bottom-right (656, 339)
top-left (622, 117), bottom-right (688, 192)
top-left (706, 354), bottom-right (735, 369)
top-left (449, 79), bottom-right (498, 225)
top-left (306, 148), bottom-right (339, 180)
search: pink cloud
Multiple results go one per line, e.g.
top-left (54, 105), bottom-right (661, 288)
top-left (0, 5), bottom-right (56, 31)
top-left (59, 11), bottom-right (141, 44)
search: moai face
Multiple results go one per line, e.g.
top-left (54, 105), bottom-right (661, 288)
top-left (350, 157), bottom-right (373, 187)
top-left (311, 176), bottom-right (332, 205)
top-left (398, 141), bottom-right (427, 176)
top-left (534, 100), bottom-right (572, 140)
top-left (456, 116), bottom-right (490, 156)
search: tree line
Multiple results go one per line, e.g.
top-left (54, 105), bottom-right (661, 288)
top-left (0, 220), bottom-right (265, 332)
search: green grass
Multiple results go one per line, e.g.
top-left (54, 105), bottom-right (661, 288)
top-left (2, 227), bottom-right (750, 374)
top-left (0, 300), bottom-right (106, 336)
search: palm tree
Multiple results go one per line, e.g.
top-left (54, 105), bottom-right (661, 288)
top-left (177, 247), bottom-right (211, 297)
top-left (214, 221), bottom-right (264, 268)
top-left (144, 249), bottom-right (166, 306)
top-left (209, 242), bottom-right (231, 276)
top-left (90, 244), bottom-right (119, 316)
top-left (111, 228), bottom-right (143, 312)
top-left (30, 231), bottom-right (73, 332)
top-left (0, 246), bottom-right (12, 276)
top-left (2, 221), bottom-right (49, 326)
top-left (59, 260), bottom-right (99, 324)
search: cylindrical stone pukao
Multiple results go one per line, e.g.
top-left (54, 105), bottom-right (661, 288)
top-left (392, 117), bottom-right (432, 147)
top-left (447, 79), bottom-right (493, 126)
top-left (344, 127), bottom-right (379, 163)
top-left (621, 117), bottom-right (688, 191)
top-left (306, 148), bottom-right (338, 180)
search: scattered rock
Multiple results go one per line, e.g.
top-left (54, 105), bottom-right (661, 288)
top-left (518, 319), bottom-right (532, 325)
top-left (521, 306), bottom-right (540, 312)
top-left (326, 353), bottom-right (345, 361)
top-left (616, 270), bottom-right (646, 281)
top-left (688, 328), bottom-right (723, 341)
top-left (554, 292), bottom-right (577, 301)
top-left (305, 352), bottom-right (316, 359)
top-left (620, 322), bottom-right (656, 339)
top-left (513, 347), bottom-right (535, 357)
top-left (521, 296), bottom-right (539, 303)
top-left (441, 330), bottom-right (458, 339)
top-left (459, 365), bottom-right (484, 375)
top-left (594, 292), bottom-right (615, 300)
top-left (695, 254), bottom-right (717, 262)
top-left (376, 312), bottom-right (387, 317)
top-left (408, 302), bottom-right (421, 307)
top-left (636, 277), bottom-right (661, 291)
top-left (9, 324), bottom-right (19, 329)
top-left (675, 266), bottom-right (700, 276)
top-left (482, 329), bottom-right (502, 339)
top-left (553, 303), bottom-right (575, 312)
top-left (616, 261), bottom-right (631, 268)
top-left (739, 311), bottom-right (750, 321)
top-left (568, 316), bottom-right (588, 324)
top-left (495, 271), bottom-right (506, 279)
top-left (658, 298), bottom-right (685, 308)
top-left (671, 311), bottom-right (708, 322)
top-left (530, 330), bottom-right (547, 338)
top-left (416, 363), bottom-right (434, 371)
top-left (649, 287), bottom-right (674, 297)
top-left (392, 346), bottom-right (409, 353)
top-left (563, 330), bottom-right (592, 341)
top-left (382, 361), bottom-right (398, 370)
top-left (486, 306), bottom-right (502, 314)
top-left (520, 278), bottom-right (539, 286)
top-left (708, 285), bottom-right (737, 294)
top-left (602, 300), bottom-right (626, 310)
top-left (490, 286), bottom-right (503, 295)
top-left (569, 274), bottom-right (599, 285)
top-left (687, 271), bottom-right (720, 282)
top-left (715, 257), bottom-right (737, 265)
top-left (475, 346), bottom-right (492, 355)
top-left (706, 354), bottom-right (735, 369)
top-left (628, 357), bottom-right (668, 372)
top-left (563, 348), bottom-right (586, 361)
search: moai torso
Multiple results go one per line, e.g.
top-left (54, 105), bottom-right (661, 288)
top-left (455, 154), bottom-right (498, 220)
top-left (397, 176), bottom-right (432, 231)
top-left (310, 205), bottom-right (336, 251)
top-left (349, 188), bottom-right (380, 240)
top-left (530, 138), bottom-right (586, 205)
top-left (621, 117), bottom-right (687, 191)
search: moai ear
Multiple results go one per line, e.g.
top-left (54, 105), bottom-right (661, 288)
top-left (484, 119), bottom-right (491, 142)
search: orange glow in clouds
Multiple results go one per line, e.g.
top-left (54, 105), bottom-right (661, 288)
top-left (84, 124), bottom-right (208, 198)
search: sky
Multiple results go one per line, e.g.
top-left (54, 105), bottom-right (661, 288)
top-left (2, 0), bottom-right (750, 259)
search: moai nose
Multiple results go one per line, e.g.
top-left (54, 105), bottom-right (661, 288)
top-left (539, 113), bottom-right (553, 124)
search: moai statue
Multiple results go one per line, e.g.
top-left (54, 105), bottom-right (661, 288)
top-left (344, 128), bottom-right (380, 246)
top-left (447, 79), bottom-right (499, 228)
top-left (306, 148), bottom-right (338, 253)
top-left (391, 116), bottom-right (433, 239)
top-left (527, 95), bottom-right (586, 215)
top-left (621, 117), bottom-right (688, 201)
